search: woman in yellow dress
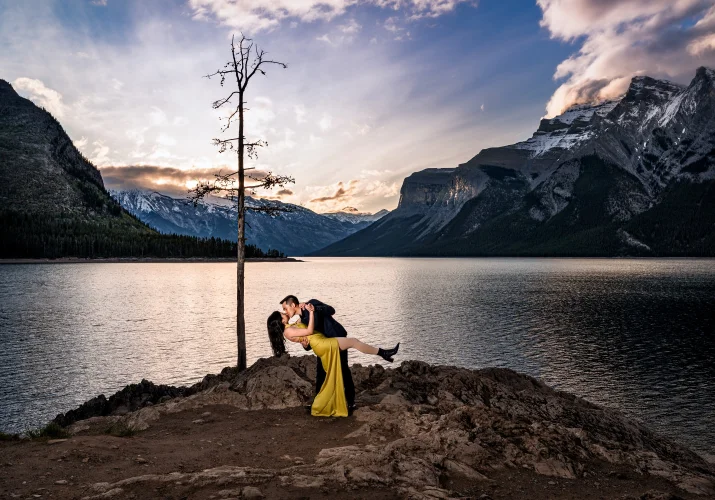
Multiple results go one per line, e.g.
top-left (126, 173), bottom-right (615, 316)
top-left (266, 303), bottom-right (399, 417)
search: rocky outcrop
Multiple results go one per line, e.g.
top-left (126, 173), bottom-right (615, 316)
top-left (397, 168), bottom-right (457, 213)
top-left (56, 356), bottom-right (715, 497)
top-left (53, 379), bottom-right (192, 428)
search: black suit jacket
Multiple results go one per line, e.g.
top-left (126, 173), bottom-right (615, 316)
top-left (301, 299), bottom-right (346, 351)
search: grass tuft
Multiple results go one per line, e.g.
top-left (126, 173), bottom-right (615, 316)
top-left (0, 431), bottom-right (21, 441)
top-left (26, 422), bottom-right (70, 440)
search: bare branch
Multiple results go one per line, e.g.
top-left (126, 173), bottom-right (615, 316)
top-left (244, 54), bottom-right (287, 88)
top-left (212, 91), bottom-right (239, 109)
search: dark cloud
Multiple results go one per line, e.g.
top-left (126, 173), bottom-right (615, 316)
top-left (258, 188), bottom-right (295, 201)
top-left (309, 180), bottom-right (359, 203)
top-left (100, 165), bottom-right (268, 197)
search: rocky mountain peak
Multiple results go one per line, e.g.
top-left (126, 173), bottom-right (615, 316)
top-left (690, 66), bottom-right (715, 95)
top-left (0, 79), bottom-right (20, 100)
top-left (623, 75), bottom-right (684, 104)
top-left (536, 99), bottom-right (619, 134)
top-left (695, 65), bottom-right (715, 82)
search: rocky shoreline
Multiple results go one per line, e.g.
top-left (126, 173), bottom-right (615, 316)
top-left (3, 356), bottom-right (714, 499)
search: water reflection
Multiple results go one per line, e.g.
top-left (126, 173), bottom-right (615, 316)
top-left (0, 258), bottom-right (713, 455)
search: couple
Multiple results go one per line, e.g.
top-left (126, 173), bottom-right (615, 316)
top-left (266, 296), bottom-right (400, 417)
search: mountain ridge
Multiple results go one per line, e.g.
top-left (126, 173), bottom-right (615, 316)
top-left (110, 189), bottom-right (387, 256)
top-left (313, 67), bottom-right (715, 257)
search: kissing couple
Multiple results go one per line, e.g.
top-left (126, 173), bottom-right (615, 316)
top-left (266, 296), bottom-right (400, 417)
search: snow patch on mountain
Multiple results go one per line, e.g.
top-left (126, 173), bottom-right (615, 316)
top-left (509, 100), bottom-right (619, 158)
top-left (322, 208), bottom-right (389, 225)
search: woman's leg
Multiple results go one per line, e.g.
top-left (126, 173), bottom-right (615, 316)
top-left (336, 337), bottom-right (378, 355)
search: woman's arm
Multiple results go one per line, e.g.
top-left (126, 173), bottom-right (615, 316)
top-left (305, 303), bottom-right (315, 334)
top-left (284, 327), bottom-right (312, 339)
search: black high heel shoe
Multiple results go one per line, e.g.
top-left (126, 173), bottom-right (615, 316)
top-left (378, 342), bottom-right (400, 362)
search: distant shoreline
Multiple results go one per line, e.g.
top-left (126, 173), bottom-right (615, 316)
top-left (0, 257), bottom-right (302, 264)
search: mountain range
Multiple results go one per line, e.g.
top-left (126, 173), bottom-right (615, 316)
top-left (314, 67), bottom-right (715, 257)
top-left (110, 189), bottom-right (388, 256)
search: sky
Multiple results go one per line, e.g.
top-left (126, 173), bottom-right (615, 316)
top-left (2, 0), bottom-right (714, 213)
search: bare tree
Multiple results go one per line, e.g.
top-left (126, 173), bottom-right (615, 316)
top-left (189, 33), bottom-right (293, 371)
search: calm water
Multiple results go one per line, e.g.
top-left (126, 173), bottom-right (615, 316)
top-left (0, 258), bottom-right (713, 455)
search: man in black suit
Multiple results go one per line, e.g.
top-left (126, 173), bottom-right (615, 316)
top-left (280, 295), bottom-right (356, 411)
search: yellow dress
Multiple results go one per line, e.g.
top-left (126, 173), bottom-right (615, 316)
top-left (289, 323), bottom-right (348, 417)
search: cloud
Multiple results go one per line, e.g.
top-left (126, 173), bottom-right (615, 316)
top-left (319, 113), bottom-right (333, 131)
top-left (100, 165), bottom-right (241, 196)
top-left (361, 168), bottom-right (392, 177)
top-left (258, 187), bottom-right (295, 201)
top-left (126, 127), bottom-right (148, 147)
top-left (188, 0), bottom-right (476, 33)
top-left (309, 180), bottom-right (359, 203)
top-left (12, 77), bottom-right (67, 118)
top-left (148, 106), bottom-right (168, 126)
top-left (273, 128), bottom-right (296, 150)
top-left (688, 32), bottom-right (715, 55)
top-left (306, 178), bottom-right (400, 211)
top-left (244, 96), bottom-right (276, 133)
top-left (91, 140), bottom-right (112, 166)
top-left (356, 123), bottom-right (371, 135)
top-left (156, 133), bottom-right (177, 146)
top-left (315, 19), bottom-right (362, 46)
top-left (111, 78), bottom-right (124, 91)
top-left (384, 16), bottom-right (401, 33)
top-left (293, 104), bottom-right (306, 124)
top-left (339, 18), bottom-right (361, 34)
top-left (538, 0), bottom-right (715, 117)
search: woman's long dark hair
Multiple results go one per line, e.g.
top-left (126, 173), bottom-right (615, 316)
top-left (267, 311), bottom-right (287, 357)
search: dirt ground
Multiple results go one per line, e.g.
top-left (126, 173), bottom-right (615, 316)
top-left (0, 403), bottom-right (700, 500)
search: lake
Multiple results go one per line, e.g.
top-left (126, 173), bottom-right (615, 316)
top-left (0, 258), bottom-right (713, 456)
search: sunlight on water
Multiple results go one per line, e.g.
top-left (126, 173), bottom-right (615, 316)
top-left (0, 258), bottom-right (713, 455)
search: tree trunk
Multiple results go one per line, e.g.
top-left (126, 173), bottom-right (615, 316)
top-left (236, 89), bottom-right (247, 371)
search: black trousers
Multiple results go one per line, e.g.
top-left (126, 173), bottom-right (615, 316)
top-left (315, 348), bottom-right (355, 408)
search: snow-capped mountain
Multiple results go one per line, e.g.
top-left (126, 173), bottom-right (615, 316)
top-left (314, 67), bottom-right (715, 257)
top-left (322, 207), bottom-right (389, 224)
top-left (110, 190), bottom-right (384, 256)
